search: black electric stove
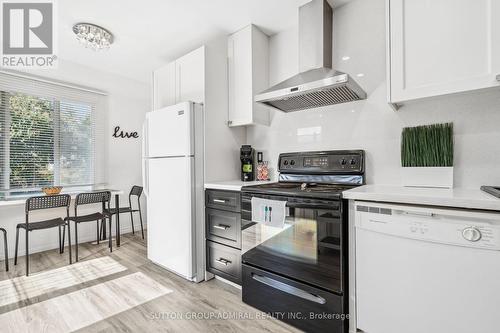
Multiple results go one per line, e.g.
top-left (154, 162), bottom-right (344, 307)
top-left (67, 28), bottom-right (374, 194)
top-left (242, 150), bottom-right (364, 199)
top-left (240, 150), bottom-right (365, 333)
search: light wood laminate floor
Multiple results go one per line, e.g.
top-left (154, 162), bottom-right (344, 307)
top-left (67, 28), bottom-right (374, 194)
top-left (0, 233), bottom-right (300, 333)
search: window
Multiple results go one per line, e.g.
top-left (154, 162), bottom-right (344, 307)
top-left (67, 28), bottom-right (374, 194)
top-left (0, 71), bottom-right (106, 199)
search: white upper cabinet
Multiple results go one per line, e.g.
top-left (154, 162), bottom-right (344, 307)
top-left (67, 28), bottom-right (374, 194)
top-left (152, 62), bottom-right (176, 110)
top-left (227, 25), bottom-right (270, 127)
top-left (176, 47), bottom-right (205, 104)
top-left (387, 0), bottom-right (500, 105)
top-left (152, 46), bottom-right (205, 109)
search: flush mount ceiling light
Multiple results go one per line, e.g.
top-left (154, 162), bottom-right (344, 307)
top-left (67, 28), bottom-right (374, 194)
top-left (72, 23), bottom-right (113, 50)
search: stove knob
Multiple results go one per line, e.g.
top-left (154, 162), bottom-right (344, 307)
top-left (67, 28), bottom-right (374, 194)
top-left (290, 160), bottom-right (295, 166)
top-left (350, 159), bottom-right (356, 165)
top-left (283, 160), bottom-right (289, 166)
top-left (340, 159), bottom-right (347, 165)
top-left (462, 227), bottom-right (482, 242)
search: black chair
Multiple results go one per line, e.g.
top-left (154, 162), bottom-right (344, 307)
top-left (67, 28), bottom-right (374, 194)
top-left (66, 191), bottom-right (111, 262)
top-left (15, 194), bottom-right (72, 276)
top-left (0, 228), bottom-right (8, 271)
top-left (105, 186), bottom-right (144, 239)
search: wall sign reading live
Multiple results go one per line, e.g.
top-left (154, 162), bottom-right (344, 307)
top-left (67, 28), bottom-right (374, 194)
top-left (113, 126), bottom-right (139, 139)
top-left (1, 0), bottom-right (58, 68)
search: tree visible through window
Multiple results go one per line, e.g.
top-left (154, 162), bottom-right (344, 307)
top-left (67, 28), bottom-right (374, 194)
top-left (9, 94), bottom-right (55, 189)
top-left (59, 101), bottom-right (93, 186)
top-left (1, 91), bottom-right (94, 195)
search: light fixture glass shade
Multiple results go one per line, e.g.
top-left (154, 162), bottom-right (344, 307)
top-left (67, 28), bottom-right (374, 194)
top-left (72, 23), bottom-right (113, 50)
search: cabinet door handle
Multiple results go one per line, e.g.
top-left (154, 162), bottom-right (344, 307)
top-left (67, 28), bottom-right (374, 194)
top-left (213, 199), bottom-right (227, 204)
top-left (215, 258), bottom-right (231, 266)
top-left (213, 224), bottom-right (230, 230)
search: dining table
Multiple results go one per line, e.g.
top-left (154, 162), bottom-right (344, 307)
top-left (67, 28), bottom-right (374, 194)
top-left (90, 189), bottom-right (124, 248)
top-left (0, 187), bottom-right (125, 248)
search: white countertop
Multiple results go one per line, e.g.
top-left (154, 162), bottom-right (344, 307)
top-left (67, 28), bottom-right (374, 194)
top-left (343, 185), bottom-right (500, 211)
top-left (204, 180), bottom-right (273, 192)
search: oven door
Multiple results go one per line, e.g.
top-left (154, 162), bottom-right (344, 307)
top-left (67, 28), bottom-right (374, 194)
top-left (241, 193), bottom-right (345, 294)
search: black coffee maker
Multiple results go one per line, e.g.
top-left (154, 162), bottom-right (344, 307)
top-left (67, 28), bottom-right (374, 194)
top-left (240, 145), bottom-right (255, 181)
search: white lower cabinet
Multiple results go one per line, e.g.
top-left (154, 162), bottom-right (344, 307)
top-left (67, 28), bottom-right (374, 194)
top-left (387, 0), bottom-right (500, 106)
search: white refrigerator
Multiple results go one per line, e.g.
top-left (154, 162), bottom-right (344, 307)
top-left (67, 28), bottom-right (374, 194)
top-left (143, 102), bottom-right (205, 282)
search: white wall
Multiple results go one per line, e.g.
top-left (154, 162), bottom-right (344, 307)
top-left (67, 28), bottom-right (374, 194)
top-left (1, 59), bottom-right (150, 258)
top-left (247, 0), bottom-right (500, 189)
top-left (204, 37), bottom-right (247, 182)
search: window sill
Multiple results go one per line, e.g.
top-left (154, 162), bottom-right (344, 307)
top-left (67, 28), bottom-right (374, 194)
top-left (0, 198), bottom-right (27, 207)
top-left (0, 187), bottom-right (124, 208)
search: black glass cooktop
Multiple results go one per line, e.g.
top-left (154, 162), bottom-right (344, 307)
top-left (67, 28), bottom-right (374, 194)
top-left (242, 182), bottom-right (355, 199)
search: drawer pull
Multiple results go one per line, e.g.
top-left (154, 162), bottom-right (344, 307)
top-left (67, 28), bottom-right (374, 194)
top-left (213, 224), bottom-right (230, 230)
top-left (215, 258), bottom-right (232, 266)
top-left (251, 273), bottom-right (326, 304)
top-left (213, 199), bottom-right (227, 204)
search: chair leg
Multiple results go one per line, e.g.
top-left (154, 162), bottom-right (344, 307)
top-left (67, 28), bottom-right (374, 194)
top-left (130, 211), bottom-right (135, 234)
top-left (139, 208), bottom-right (145, 240)
top-left (115, 214), bottom-right (119, 246)
top-left (108, 217), bottom-right (113, 252)
top-left (14, 227), bottom-right (19, 265)
top-left (67, 223), bottom-right (72, 265)
top-left (25, 229), bottom-right (29, 276)
top-left (61, 224), bottom-right (66, 253)
top-left (101, 220), bottom-right (105, 240)
top-left (75, 222), bottom-right (79, 262)
top-left (58, 225), bottom-right (62, 254)
top-left (96, 220), bottom-right (100, 244)
top-left (2, 230), bottom-right (8, 272)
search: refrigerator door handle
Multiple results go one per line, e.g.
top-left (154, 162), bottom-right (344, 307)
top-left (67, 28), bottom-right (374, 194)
top-left (142, 120), bottom-right (150, 197)
top-left (143, 159), bottom-right (149, 197)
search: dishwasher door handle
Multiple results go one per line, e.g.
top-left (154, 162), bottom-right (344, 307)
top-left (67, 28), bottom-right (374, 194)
top-left (399, 210), bottom-right (435, 218)
top-left (251, 273), bottom-right (326, 304)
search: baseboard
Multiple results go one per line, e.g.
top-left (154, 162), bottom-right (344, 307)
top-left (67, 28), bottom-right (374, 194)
top-left (214, 275), bottom-right (242, 290)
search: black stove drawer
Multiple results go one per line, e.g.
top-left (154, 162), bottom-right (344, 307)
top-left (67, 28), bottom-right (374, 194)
top-left (206, 190), bottom-right (241, 212)
top-left (207, 241), bottom-right (241, 284)
top-left (206, 208), bottom-right (241, 248)
top-left (242, 264), bottom-right (346, 333)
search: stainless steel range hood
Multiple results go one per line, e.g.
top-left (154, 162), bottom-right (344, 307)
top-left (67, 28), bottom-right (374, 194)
top-left (255, 0), bottom-right (366, 112)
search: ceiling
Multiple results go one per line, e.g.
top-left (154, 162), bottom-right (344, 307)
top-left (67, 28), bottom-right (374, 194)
top-left (58, 0), bottom-right (351, 84)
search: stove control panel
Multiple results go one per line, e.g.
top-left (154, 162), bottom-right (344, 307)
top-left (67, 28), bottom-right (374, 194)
top-left (278, 150), bottom-right (364, 174)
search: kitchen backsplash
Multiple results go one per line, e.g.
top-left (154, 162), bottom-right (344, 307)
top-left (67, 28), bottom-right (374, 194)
top-left (247, 0), bottom-right (500, 189)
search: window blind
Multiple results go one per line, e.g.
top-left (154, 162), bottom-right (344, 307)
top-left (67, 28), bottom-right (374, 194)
top-left (0, 71), bottom-right (107, 196)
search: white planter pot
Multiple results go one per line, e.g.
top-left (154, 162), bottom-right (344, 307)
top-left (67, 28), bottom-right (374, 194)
top-left (401, 167), bottom-right (454, 189)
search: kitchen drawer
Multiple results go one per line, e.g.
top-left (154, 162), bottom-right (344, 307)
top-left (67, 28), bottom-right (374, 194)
top-left (242, 264), bottom-right (345, 333)
top-left (206, 208), bottom-right (241, 248)
top-left (206, 190), bottom-right (241, 213)
top-left (206, 241), bottom-right (241, 284)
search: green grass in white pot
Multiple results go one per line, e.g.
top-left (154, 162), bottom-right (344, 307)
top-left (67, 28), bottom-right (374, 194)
top-left (401, 123), bottom-right (454, 167)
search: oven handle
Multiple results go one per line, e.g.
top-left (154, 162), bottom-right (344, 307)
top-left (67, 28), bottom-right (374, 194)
top-left (286, 202), bottom-right (338, 210)
top-left (251, 273), bottom-right (327, 305)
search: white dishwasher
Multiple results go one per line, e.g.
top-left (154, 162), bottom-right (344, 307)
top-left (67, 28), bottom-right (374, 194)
top-left (354, 201), bottom-right (500, 333)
